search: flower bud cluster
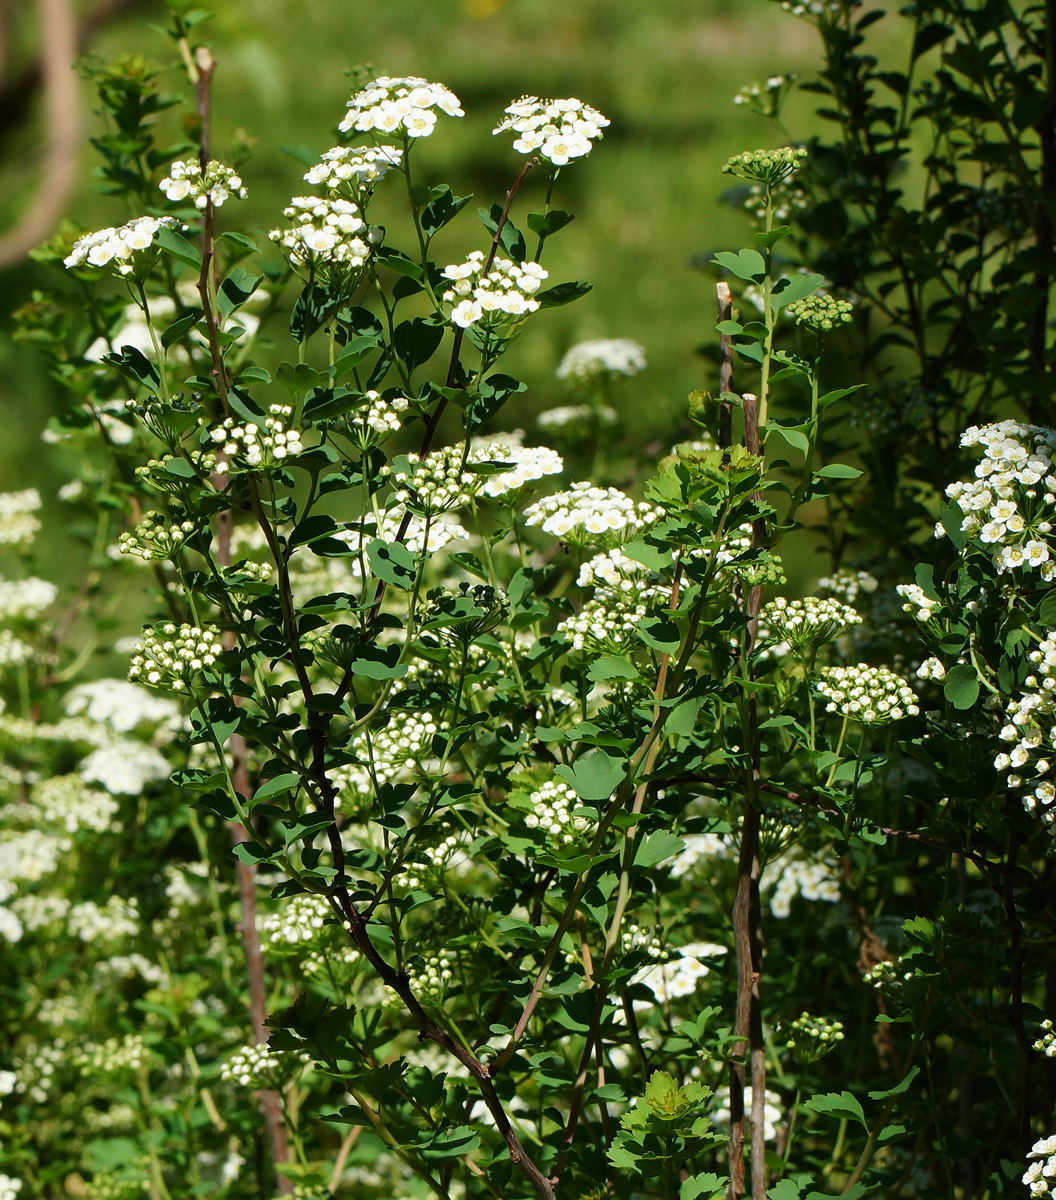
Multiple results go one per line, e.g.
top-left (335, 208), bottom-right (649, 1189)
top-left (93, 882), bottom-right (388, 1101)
top-left (381, 444), bottom-right (494, 514)
top-left (537, 403), bottom-right (618, 441)
top-left (817, 567), bottom-right (878, 604)
top-left (1035, 1020), bottom-right (1056, 1058)
top-left (118, 510), bottom-right (196, 561)
top-left (1025, 1137), bottom-right (1056, 1198)
top-left (304, 145), bottom-right (404, 193)
top-left (346, 391), bottom-right (409, 449)
top-left (722, 146), bottom-right (808, 186)
top-left (524, 780), bottom-right (592, 843)
top-left (0, 489), bottom-right (42, 546)
top-left (339, 76), bottom-right (464, 138)
top-left (76, 1034), bottom-right (146, 1076)
top-left (556, 338), bottom-right (645, 382)
top-left (211, 405), bottom-right (305, 474)
top-left (269, 196), bottom-right (373, 268)
top-left (492, 96), bottom-right (610, 165)
top-left (993, 632), bottom-right (1056, 838)
top-left (64, 216), bottom-right (178, 275)
top-left (916, 656), bottom-right (947, 682)
top-left (944, 421), bottom-right (1056, 577)
top-left (352, 711), bottom-right (442, 784)
top-left (761, 596), bottom-right (861, 647)
top-left (895, 583), bottom-right (939, 622)
top-left (221, 1042), bottom-right (308, 1088)
top-left (260, 894), bottom-right (333, 949)
top-left (127, 623), bottom-right (224, 691)
top-left (441, 251), bottom-right (547, 329)
top-left (734, 74), bottom-right (798, 117)
top-left (786, 294), bottom-right (853, 332)
top-left (577, 548), bottom-right (651, 594)
top-left (135, 452), bottom-right (217, 494)
top-left (558, 594), bottom-right (650, 654)
top-left (620, 923), bottom-right (665, 959)
top-left (523, 482), bottom-right (656, 547)
top-left (159, 159), bottom-right (246, 209)
top-left (816, 664), bottom-right (919, 723)
top-left (863, 959), bottom-right (914, 988)
top-left (785, 1012), bottom-right (845, 1062)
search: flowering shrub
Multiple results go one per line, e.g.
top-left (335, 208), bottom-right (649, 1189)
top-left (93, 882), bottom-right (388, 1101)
top-left (3, 3), bottom-right (1056, 1200)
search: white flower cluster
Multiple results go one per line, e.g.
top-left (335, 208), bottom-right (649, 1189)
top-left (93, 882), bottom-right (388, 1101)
top-left (993, 632), bottom-right (1056, 837)
top-left (269, 196), bottom-right (372, 268)
top-left (382, 444), bottom-right (497, 514)
top-left (80, 740), bottom-right (171, 794)
top-left (0, 1176), bottom-right (21, 1200)
top-left (493, 96), bottom-right (610, 165)
top-left (1024, 1136), bottom-right (1056, 1196)
top-left (441, 251), bottom-right (547, 329)
top-left (0, 828), bottom-right (68, 892)
top-left (0, 576), bottom-right (56, 621)
top-left (480, 442), bottom-right (564, 499)
top-left (68, 896), bottom-right (139, 943)
top-left (304, 145), bottom-right (404, 193)
top-left (815, 664), bottom-right (919, 723)
top-left (325, 511), bottom-right (465, 582)
top-left (76, 1034), bottom-right (147, 1076)
top-left (523, 780), bottom-right (592, 843)
top-left (1035, 1020), bottom-right (1056, 1058)
top-left (9, 894), bottom-right (69, 934)
top-left (0, 630), bottom-right (32, 668)
top-left (95, 953), bottom-right (166, 987)
top-left (212, 404), bottom-right (305, 474)
top-left (556, 338), bottom-right (645, 382)
top-left (352, 711), bottom-right (441, 784)
top-left (712, 1086), bottom-right (784, 1143)
top-left (64, 216), bottom-right (178, 275)
top-left (916, 656), bottom-right (947, 682)
top-left (734, 74), bottom-right (796, 108)
top-left (669, 833), bottom-right (733, 878)
top-left (896, 583), bottom-right (939, 622)
top-left (558, 594), bottom-right (649, 654)
top-left (817, 567), bottom-right (878, 604)
top-left (633, 942), bottom-right (727, 1002)
top-left (768, 858), bottom-right (841, 918)
top-left (32, 775), bottom-right (117, 834)
top-left (946, 421), bottom-right (1056, 576)
top-left (577, 548), bottom-right (650, 593)
top-left (760, 596), bottom-right (861, 647)
top-left (781, 0), bottom-right (861, 16)
top-left (221, 1042), bottom-right (307, 1088)
top-left (260, 894), bottom-right (333, 948)
top-left (345, 390), bottom-right (409, 449)
top-left (118, 510), bottom-right (196, 561)
top-left (524, 482), bottom-right (656, 547)
top-left (0, 489), bottom-right (41, 546)
top-left (127, 623), bottom-right (224, 691)
top-left (339, 76), bottom-right (464, 138)
top-left (159, 159), bottom-right (246, 208)
top-left (537, 403), bottom-right (618, 441)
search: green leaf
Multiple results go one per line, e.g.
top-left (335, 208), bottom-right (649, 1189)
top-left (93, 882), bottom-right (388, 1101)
top-left (684, 1174), bottom-right (729, 1200)
top-left (588, 656), bottom-right (642, 682)
top-left (527, 209), bottom-right (574, 237)
top-left (555, 749), bottom-right (625, 801)
top-left (367, 538), bottom-right (416, 589)
top-left (814, 463), bottom-right (862, 480)
top-left (868, 1066), bottom-right (920, 1100)
top-left (817, 385), bottom-right (864, 410)
top-left (154, 224), bottom-right (202, 271)
top-left (537, 280), bottom-right (592, 308)
top-left (767, 425), bottom-right (810, 454)
top-left (770, 271), bottom-right (825, 310)
top-left (767, 1181), bottom-right (801, 1200)
top-left (636, 615), bottom-right (680, 655)
top-left (393, 317), bottom-right (445, 370)
top-left (231, 841), bottom-right (275, 864)
top-left (802, 1090), bottom-right (867, 1128)
top-left (1038, 591), bottom-right (1056, 628)
top-left (938, 500), bottom-right (967, 552)
top-left (633, 830), bottom-right (686, 868)
top-left (254, 773), bottom-right (302, 801)
top-left (161, 311), bottom-right (202, 348)
top-left (712, 248), bottom-right (766, 281)
top-left (754, 225), bottom-right (793, 249)
top-left (413, 1125), bottom-right (481, 1161)
top-left (943, 663), bottom-right (979, 710)
top-left (219, 230), bottom-right (259, 252)
top-left (421, 185), bottom-right (472, 237)
top-left (351, 644), bottom-right (408, 680)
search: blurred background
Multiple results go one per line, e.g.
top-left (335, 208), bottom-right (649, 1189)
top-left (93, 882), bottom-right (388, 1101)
top-left (0, 0), bottom-right (896, 585)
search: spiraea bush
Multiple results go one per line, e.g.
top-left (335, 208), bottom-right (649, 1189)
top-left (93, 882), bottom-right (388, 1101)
top-left (2, 2), bottom-right (1055, 1199)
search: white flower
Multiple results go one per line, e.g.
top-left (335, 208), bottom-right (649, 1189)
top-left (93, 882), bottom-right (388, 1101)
top-left (65, 216), bottom-right (179, 276)
top-left (440, 250), bottom-right (547, 330)
top-left (556, 338), bottom-right (646, 382)
top-left (494, 95), bottom-right (610, 165)
top-left (339, 76), bottom-right (463, 138)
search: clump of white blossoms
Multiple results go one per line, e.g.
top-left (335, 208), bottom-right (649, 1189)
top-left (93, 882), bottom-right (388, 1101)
top-left (221, 1042), bottom-right (308, 1089)
top-left (68, 895), bottom-right (140, 942)
top-left (1035, 1020), bottom-right (1056, 1058)
top-left (159, 159), bottom-right (246, 209)
top-left (118, 510), bottom-right (197, 561)
top-left (1024, 1135), bottom-right (1056, 1197)
top-left (381, 444), bottom-right (500, 514)
top-left (993, 631), bottom-right (1056, 837)
top-left (767, 857), bottom-right (841, 918)
top-left (269, 196), bottom-right (373, 269)
top-left (815, 664), bottom-right (919, 723)
top-left (760, 595), bottom-right (861, 648)
top-left (632, 942), bottom-right (728, 1003)
top-left (351, 710), bottom-right (443, 784)
top-left (338, 76), bottom-right (463, 138)
top-left (556, 338), bottom-right (645, 382)
top-left (328, 510), bottom-right (465, 578)
top-left (32, 775), bottom-right (117, 835)
top-left (127, 623), bottom-right (224, 691)
top-left (944, 420), bottom-right (1056, 577)
top-left (345, 391), bottom-right (409, 450)
top-left (64, 215), bottom-right (178, 275)
top-left (722, 146), bottom-right (808, 187)
top-left (916, 656), bottom-right (947, 682)
top-left (493, 95), bottom-right (610, 165)
top-left (260, 894), bottom-right (333, 949)
top-left (480, 442), bottom-right (563, 500)
top-left (304, 145), bottom-right (404, 195)
top-left (559, 593), bottom-right (651, 654)
top-left (577, 548), bottom-right (651, 594)
top-left (0, 1175), bottom-right (22, 1200)
top-left (0, 489), bottom-right (41, 546)
top-left (441, 250), bottom-right (547, 329)
top-left (0, 576), bottom-right (57, 621)
top-left (895, 582), bottom-right (940, 622)
top-left (523, 482), bottom-right (656, 547)
top-left (537, 403), bottom-right (618, 441)
top-left (75, 1034), bottom-right (147, 1076)
top-left (211, 405), bottom-right (305, 474)
top-left (817, 567), bottom-right (878, 604)
top-left (523, 780), bottom-right (592, 843)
